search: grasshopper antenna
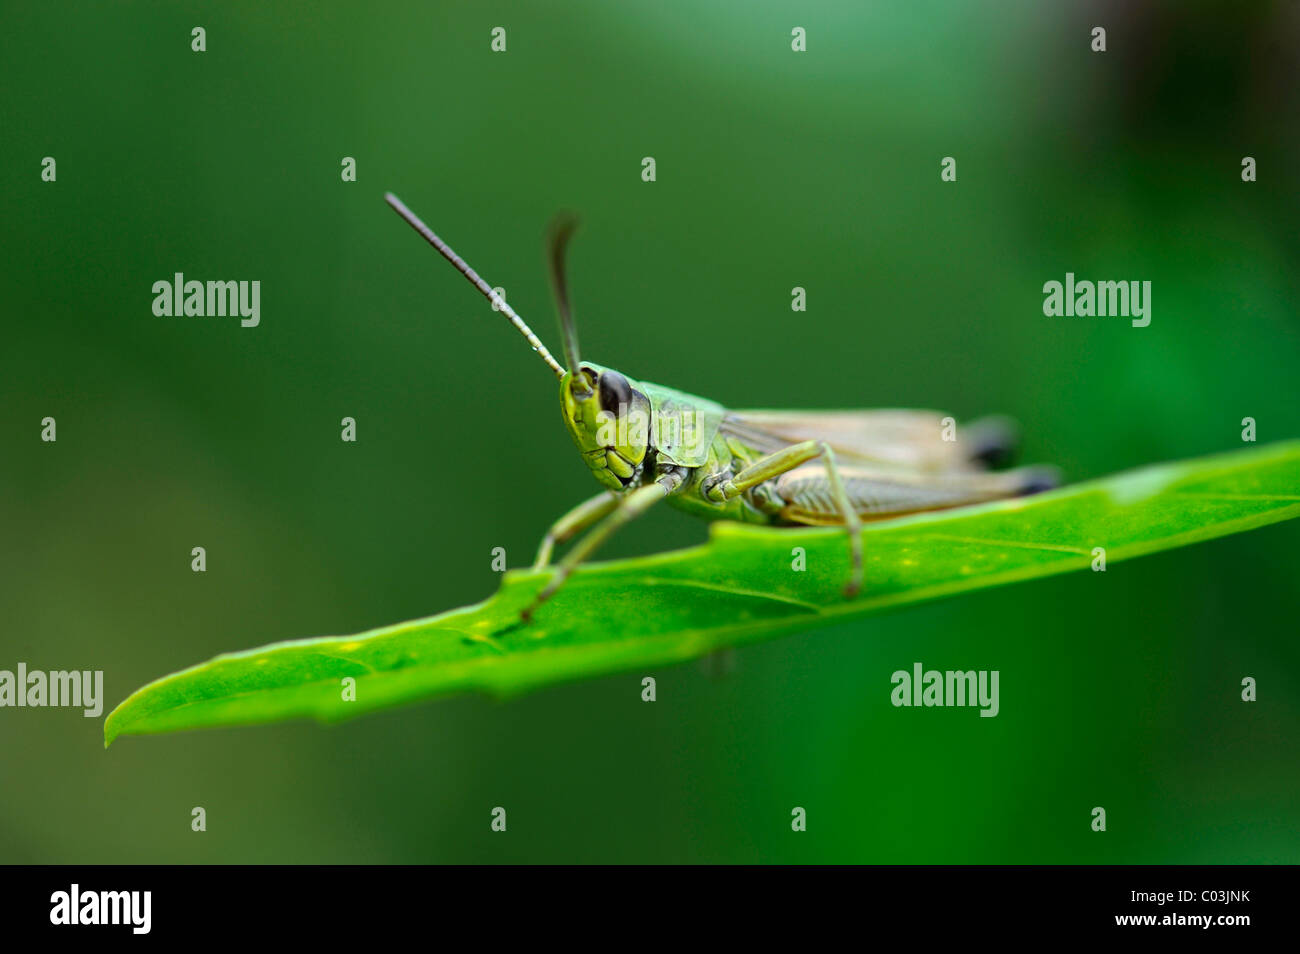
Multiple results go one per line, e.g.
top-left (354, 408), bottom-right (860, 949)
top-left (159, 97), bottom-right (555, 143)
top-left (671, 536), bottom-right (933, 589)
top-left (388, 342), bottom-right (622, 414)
top-left (385, 192), bottom-right (567, 379)
top-left (546, 213), bottom-right (584, 387)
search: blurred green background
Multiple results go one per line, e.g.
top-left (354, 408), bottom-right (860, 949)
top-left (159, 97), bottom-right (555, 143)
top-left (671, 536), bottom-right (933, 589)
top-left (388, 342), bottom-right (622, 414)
top-left (2, 0), bottom-right (1297, 863)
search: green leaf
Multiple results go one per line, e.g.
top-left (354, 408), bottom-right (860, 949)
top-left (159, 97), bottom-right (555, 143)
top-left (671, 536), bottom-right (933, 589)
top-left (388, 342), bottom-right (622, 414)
top-left (105, 441), bottom-right (1300, 745)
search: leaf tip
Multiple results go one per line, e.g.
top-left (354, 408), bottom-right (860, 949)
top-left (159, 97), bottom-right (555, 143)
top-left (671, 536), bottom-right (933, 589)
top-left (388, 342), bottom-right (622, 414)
top-left (103, 706), bottom-right (127, 748)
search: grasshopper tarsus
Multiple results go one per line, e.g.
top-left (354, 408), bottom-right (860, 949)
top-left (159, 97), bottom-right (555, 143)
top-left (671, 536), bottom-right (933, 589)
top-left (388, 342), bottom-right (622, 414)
top-left (519, 586), bottom-right (556, 625)
top-left (492, 616), bottom-right (529, 639)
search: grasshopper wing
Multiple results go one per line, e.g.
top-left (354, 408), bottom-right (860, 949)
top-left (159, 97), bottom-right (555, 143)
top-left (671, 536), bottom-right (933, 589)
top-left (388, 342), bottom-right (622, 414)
top-left (769, 461), bottom-right (1057, 524)
top-left (722, 409), bottom-right (1016, 472)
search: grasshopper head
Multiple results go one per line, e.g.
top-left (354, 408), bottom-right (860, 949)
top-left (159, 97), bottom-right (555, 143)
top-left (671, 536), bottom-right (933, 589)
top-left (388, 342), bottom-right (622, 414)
top-left (543, 215), bottom-right (652, 489)
top-left (560, 363), bottom-right (651, 490)
top-left (382, 196), bottom-right (655, 490)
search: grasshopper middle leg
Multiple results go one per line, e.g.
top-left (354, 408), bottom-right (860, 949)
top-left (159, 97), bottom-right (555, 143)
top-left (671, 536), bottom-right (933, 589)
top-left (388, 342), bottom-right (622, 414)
top-left (704, 440), bottom-right (864, 597)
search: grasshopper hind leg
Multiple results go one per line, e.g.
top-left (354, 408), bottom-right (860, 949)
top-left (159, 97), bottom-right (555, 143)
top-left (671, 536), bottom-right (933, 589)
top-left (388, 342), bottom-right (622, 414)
top-left (705, 439), bottom-right (865, 598)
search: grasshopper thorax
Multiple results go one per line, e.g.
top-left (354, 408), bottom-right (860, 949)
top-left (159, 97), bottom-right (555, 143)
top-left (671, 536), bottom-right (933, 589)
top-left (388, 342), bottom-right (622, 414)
top-left (561, 363), bottom-right (652, 490)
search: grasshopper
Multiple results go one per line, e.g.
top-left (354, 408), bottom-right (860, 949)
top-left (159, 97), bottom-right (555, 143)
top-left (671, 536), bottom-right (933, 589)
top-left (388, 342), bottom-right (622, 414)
top-left (385, 193), bottom-right (1058, 621)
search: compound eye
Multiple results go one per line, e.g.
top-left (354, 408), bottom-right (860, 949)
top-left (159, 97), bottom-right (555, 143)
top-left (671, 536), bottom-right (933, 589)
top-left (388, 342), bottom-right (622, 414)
top-left (598, 370), bottom-right (633, 414)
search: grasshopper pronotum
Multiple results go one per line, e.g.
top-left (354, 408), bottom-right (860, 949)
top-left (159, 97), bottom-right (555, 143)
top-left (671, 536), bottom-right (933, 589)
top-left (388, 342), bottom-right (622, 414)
top-left (385, 194), bottom-right (1058, 621)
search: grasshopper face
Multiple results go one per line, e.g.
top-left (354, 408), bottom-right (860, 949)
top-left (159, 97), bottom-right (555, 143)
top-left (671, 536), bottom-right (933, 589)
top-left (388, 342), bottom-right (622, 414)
top-left (561, 363), bottom-right (652, 490)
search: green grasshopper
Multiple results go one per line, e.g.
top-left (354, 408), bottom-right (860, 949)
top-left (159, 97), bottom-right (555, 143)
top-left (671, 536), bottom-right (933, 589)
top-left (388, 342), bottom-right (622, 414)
top-left (385, 193), bottom-right (1058, 621)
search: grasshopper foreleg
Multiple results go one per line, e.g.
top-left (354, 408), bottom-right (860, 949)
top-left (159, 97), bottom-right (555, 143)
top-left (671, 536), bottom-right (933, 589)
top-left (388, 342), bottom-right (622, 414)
top-left (704, 440), bottom-right (864, 598)
top-left (532, 491), bottom-right (620, 570)
top-left (522, 474), bottom-right (681, 622)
